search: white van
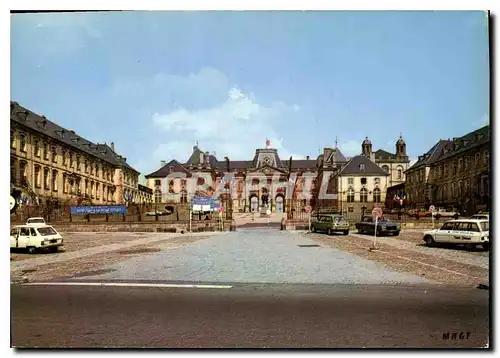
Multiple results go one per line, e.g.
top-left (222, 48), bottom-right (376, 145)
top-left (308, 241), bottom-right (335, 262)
top-left (26, 217), bottom-right (46, 227)
top-left (422, 219), bottom-right (489, 250)
top-left (10, 224), bottom-right (64, 254)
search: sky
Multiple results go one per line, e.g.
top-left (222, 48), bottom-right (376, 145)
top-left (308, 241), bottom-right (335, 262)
top-left (11, 11), bottom-right (490, 183)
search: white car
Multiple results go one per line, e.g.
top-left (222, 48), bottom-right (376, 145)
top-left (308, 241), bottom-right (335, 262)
top-left (422, 219), bottom-right (489, 251)
top-left (26, 217), bottom-right (46, 226)
top-left (10, 224), bottom-right (64, 254)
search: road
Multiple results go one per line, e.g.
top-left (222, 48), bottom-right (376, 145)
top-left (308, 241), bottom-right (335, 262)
top-left (11, 283), bottom-right (489, 348)
top-left (11, 228), bottom-right (490, 348)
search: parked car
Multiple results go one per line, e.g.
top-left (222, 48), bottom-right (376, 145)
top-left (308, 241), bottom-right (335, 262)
top-left (26, 217), bottom-right (46, 226)
top-left (10, 224), bottom-right (64, 254)
top-left (471, 212), bottom-right (489, 220)
top-left (355, 216), bottom-right (400, 236)
top-left (422, 219), bottom-right (489, 251)
top-left (434, 208), bottom-right (459, 219)
top-left (311, 214), bottom-right (350, 235)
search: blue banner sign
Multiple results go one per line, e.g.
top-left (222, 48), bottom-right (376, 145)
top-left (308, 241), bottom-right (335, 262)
top-left (191, 196), bottom-right (214, 206)
top-left (70, 205), bottom-right (128, 215)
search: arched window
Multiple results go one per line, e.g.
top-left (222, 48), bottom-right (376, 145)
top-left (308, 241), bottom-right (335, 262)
top-left (34, 165), bottom-right (41, 188)
top-left (347, 188), bottom-right (355, 203)
top-left (382, 165), bottom-right (389, 173)
top-left (397, 166), bottom-right (403, 179)
top-left (360, 188), bottom-right (368, 203)
top-left (11, 130), bottom-right (16, 148)
top-left (19, 133), bottom-right (26, 152)
top-left (483, 150), bottom-right (489, 165)
top-left (373, 188), bottom-right (381, 203)
top-left (52, 170), bottom-right (58, 192)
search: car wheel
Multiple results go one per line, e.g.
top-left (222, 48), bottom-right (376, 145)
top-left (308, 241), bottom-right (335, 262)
top-left (424, 235), bottom-right (435, 247)
top-left (482, 242), bottom-right (490, 251)
top-left (343, 230), bottom-right (349, 235)
top-left (27, 246), bottom-right (37, 254)
top-left (393, 231), bottom-right (400, 237)
top-left (311, 226), bottom-right (316, 233)
top-left (49, 246), bottom-right (58, 253)
top-left (327, 228), bottom-right (332, 235)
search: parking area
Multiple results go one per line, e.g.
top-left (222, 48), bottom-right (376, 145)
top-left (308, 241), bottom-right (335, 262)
top-left (304, 228), bottom-right (489, 287)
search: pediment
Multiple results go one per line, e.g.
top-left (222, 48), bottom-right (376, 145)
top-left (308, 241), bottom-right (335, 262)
top-left (247, 164), bottom-right (287, 175)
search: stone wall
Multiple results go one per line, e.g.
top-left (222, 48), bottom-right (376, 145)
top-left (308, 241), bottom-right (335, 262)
top-left (52, 220), bottom-right (234, 233)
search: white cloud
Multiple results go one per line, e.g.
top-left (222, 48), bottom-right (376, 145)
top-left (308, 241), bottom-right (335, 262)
top-left (339, 140), bottom-right (361, 157)
top-left (144, 84), bottom-right (304, 173)
top-left (409, 157), bottom-right (418, 167)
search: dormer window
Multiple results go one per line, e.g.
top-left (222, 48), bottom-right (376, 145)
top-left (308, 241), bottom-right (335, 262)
top-left (168, 166), bottom-right (173, 173)
top-left (359, 164), bottom-right (365, 172)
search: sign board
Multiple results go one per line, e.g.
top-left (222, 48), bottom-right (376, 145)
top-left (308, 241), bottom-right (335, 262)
top-left (305, 205), bottom-right (312, 213)
top-left (372, 207), bottom-right (383, 219)
top-left (192, 204), bottom-right (202, 212)
top-left (70, 205), bottom-right (128, 215)
top-left (429, 205), bottom-right (436, 212)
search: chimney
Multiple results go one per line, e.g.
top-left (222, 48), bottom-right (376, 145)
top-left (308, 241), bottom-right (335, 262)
top-left (110, 142), bottom-right (115, 152)
top-left (306, 155), bottom-right (310, 160)
top-left (161, 160), bottom-right (166, 167)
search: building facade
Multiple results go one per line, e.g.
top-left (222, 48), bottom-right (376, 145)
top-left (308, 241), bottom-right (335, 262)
top-left (10, 102), bottom-right (141, 207)
top-left (405, 125), bottom-right (490, 214)
top-left (145, 136), bottom-right (406, 216)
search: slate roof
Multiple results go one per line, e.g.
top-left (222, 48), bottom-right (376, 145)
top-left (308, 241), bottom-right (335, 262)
top-left (339, 155), bottom-right (389, 176)
top-left (11, 101), bottom-right (139, 173)
top-left (325, 147), bottom-right (348, 163)
top-left (145, 159), bottom-right (191, 178)
top-left (407, 125), bottom-right (490, 171)
top-left (374, 149), bottom-right (396, 160)
top-left (281, 159), bottom-right (317, 169)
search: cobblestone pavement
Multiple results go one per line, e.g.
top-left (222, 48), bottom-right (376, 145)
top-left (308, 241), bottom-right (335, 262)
top-left (304, 230), bottom-right (489, 287)
top-left (88, 229), bottom-right (431, 285)
top-left (10, 232), bottom-right (226, 282)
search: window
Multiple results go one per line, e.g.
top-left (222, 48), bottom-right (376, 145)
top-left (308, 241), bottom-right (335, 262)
top-left (11, 130), bottom-right (16, 148)
top-left (155, 179), bottom-right (161, 186)
top-left (30, 228), bottom-right (37, 236)
top-left (348, 207), bottom-right (354, 213)
top-left (10, 158), bottom-right (16, 181)
top-left (452, 162), bottom-right (457, 175)
top-left (96, 183), bottom-right (100, 199)
top-left (38, 227), bottom-right (57, 236)
top-left (20, 161), bottom-right (27, 180)
top-left (397, 166), bottom-right (403, 179)
top-left (85, 179), bottom-right (89, 195)
top-left (20, 134), bottom-right (27, 152)
top-left (348, 178), bottom-right (354, 185)
top-left (154, 189), bottom-right (162, 203)
top-left (347, 188), bottom-right (355, 203)
top-left (464, 156), bottom-right (470, 170)
top-left (76, 156), bottom-right (81, 171)
top-left (480, 221), bottom-right (489, 232)
top-left (44, 143), bottom-right (49, 160)
top-left (374, 177), bottom-right (380, 185)
top-left (444, 164), bottom-right (448, 176)
top-left (360, 188), bottom-right (368, 203)
top-left (475, 153), bottom-right (481, 166)
top-left (359, 164), bottom-right (365, 172)
top-left (34, 166), bottom-right (41, 188)
top-left (91, 182), bottom-right (95, 198)
top-left (168, 166), bottom-right (173, 173)
top-left (52, 146), bottom-right (57, 163)
top-left (44, 168), bottom-right (50, 190)
top-left (62, 150), bottom-right (67, 165)
top-left (468, 223), bottom-right (480, 232)
top-left (85, 160), bottom-right (89, 173)
top-left (373, 188), bottom-right (381, 203)
top-left (63, 174), bottom-right (68, 194)
top-left (382, 165), bottom-right (389, 173)
top-left (458, 158), bottom-right (463, 172)
top-left (69, 153), bottom-right (74, 168)
top-left (52, 170), bottom-right (58, 191)
top-left (483, 151), bottom-right (489, 165)
top-left (360, 177), bottom-right (367, 185)
top-left (441, 222), bottom-right (454, 230)
top-left (34, 139), bottom-right (40, 157)
top-left (19, 227), bottom-right (30, 236)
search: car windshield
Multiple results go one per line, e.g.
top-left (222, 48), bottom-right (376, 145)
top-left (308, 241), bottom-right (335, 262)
top-left (37, 227), bottom-right (57, 236)
top-left (28, 219), bottom-right (45, 223)
top-left (480, 222), bottom-right (489, 232)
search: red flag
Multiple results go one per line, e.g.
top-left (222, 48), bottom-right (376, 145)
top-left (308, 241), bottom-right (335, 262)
top-left (266, 139), bottom-right (271, 147)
